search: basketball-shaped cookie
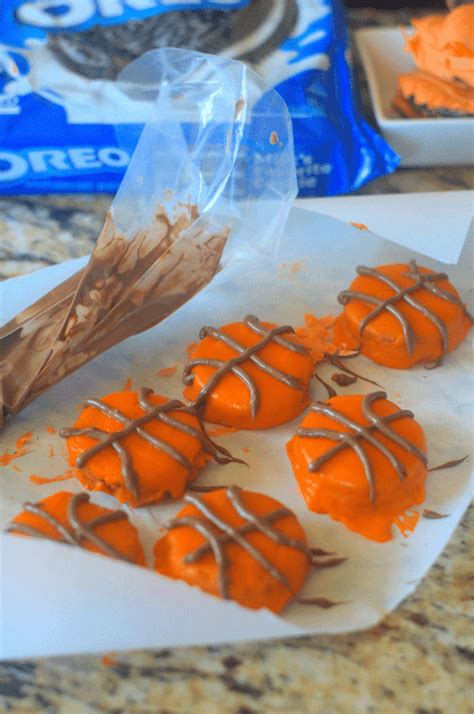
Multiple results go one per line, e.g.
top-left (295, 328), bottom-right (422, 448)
top-left (183, 314), bottom-right (313, 429)
top-left (60, 388), bottom-right (235, 507)
top-left (334, 262), bottom-right (472, 368)
top-left (6, 491), bottom-right (145, 565)
top-left (154, 486), bottom-right (311, 613)
top-left (287, 392), bottom-right (428, 542)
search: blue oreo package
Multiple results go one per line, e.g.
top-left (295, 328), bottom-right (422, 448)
top-left (0, 0), bottom-right (399, 196)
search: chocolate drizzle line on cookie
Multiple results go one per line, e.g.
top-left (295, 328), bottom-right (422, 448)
top-left (165, 485), bottom-right (309, 599)
top-left (59, 388), bottom-right (238, 500)
top-left (183, 314), bottom-right (308, 418)
top-left (5, 492), bottom-right (132, 562)
top-left (296, 391), bottom-right (427, 504)
top-left (337, 261), bottom-right (473, 361)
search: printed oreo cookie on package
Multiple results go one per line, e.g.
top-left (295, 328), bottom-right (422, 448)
top-left (0, 1), bottom-right (399, 196)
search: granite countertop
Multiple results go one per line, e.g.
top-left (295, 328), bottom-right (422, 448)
top-left (0, 7), bottom-right (473, 714)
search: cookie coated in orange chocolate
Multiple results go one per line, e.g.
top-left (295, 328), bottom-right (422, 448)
top-left (154, 486), bottom-right (311, 613)
top-left (60, 388), bottom-right (236, 507)
top-left (287, 393), bottom-right (428, 542)
top-left (395, 72), bottom-right (474, 117)
top-left (6, 491), bottom-right (146, 565)
top-left (404, 6), bottom-right (474, 89)
top-left (334, 261), bottom-right (472, 369)
top-left (183, 314), bottom-right (313, 429)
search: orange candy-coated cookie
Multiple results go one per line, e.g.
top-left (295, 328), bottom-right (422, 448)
top-left (286, 392), bottom-right (428, 542)
top-left (182, 314), bottom-right (313, 429)
top-left (395, 71), bottom-right (474, 117)
top-left (404, 7), bottom-right (474, 89)
top-left (6, 491), bottom-right (145, 565)
top-left (334, 261), bottom-right (472, 369)
top-left (61, 388), bottom-right (235, 508)
top-left (154, 486), bottom-right (311, 613)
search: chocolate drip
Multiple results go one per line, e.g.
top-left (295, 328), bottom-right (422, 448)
top-left (5, 492), bottom-right (132, 562)
top-left (60, 388), bottom-right (238, 500)
top-left (296, 391), bottom-right (427, 504)
top-left (188, 484), bottom-right (227, 493)
top-left (298, 597), bottom-right (348, 608)
top-left (313, 373), bottom-right (337, 399)
top-left (165, 485), bottom-right (309, 599)
top-left (422, 509), bottom-right (449, 519)
top-left (183, 314), bottom-right (308, 418)
top-left (337, 261), bottom-right (472, 361)
top-left (428, 455), bottom-right (468, 472)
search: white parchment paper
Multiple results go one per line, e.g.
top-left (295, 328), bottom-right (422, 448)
top-left (0, 206), bottom-right (472, 659)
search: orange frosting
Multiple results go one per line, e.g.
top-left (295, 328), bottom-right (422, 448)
top-left (183, 319), bottom-right (313, 429)
top-left (405, 7), bottom-right (474, 88)
top-left (334, 263), bottom-right (471, 369)
top-left (154, 488), bottom-right (310, 613)
top-left (8, 491), bottom-right (146, 565)
top-left (397, 71), bottom-right (474, 115)
top-left (64, 390), bottom-right (212, 507)
top-left (286, 394), bottom-right (428, 542)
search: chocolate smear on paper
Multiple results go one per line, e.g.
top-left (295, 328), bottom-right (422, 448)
top-left (0, 205), bottom-right (228, 426)
top-left (422, 510), bottom-right (449, 520)
top-left (298, 597), bottom-right (348, 609)
top-left (188, 484), bottom-right (228, 493)
top-left (428, 455), bottom-right (469, 472)
top-left (310, 547), bottom-right (335, 557)
top-left (313, 557), bottom-right (348, 569)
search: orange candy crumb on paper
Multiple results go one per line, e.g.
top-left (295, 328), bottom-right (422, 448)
top-left (350, 221), bottom-right (369, 231)
top-left (295, 314), bottom-right (338, 365)
top-left (46, 426), bottom-right (56, 435)
top-left (123, 377), bottom-right (133, 391)
top-left (295, 313), bottom-right (357, 366)
top-left (157, 365), bottom-right (177, 378)
top-left (0, 431), bottom-right (33, 466)
top-left (242, 447), bottom-right (251, 454)
top-left (278, 260), bottom-right (304, 277)
top-left (101, 653), bottom-right (118, 668)
top-left (49, 445), bottom-right (55, 458)
top-left (29, 469), bottom-right (76, 486)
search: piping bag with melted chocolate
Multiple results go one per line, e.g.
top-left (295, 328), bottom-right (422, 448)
top-left (0, 49), bottom-right (297, 427)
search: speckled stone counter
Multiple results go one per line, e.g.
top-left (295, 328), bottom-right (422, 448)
top-left (1, 8), bottom-right (473, 714)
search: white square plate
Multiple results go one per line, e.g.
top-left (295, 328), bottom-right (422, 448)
top-left (355, 27), bottom-right (474, 167)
